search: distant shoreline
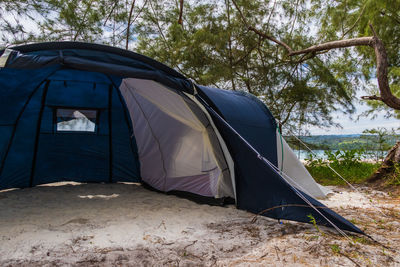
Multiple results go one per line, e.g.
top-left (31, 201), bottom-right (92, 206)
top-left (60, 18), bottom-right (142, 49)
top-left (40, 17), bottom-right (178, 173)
top-left (285, 134), bottom-right (398, 153)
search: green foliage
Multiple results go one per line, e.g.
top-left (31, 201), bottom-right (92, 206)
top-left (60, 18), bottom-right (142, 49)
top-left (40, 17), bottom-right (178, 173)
top-left (304, 153), bottom-right (325, 168)
top-left (327, 149), bottom-right (364, 166)
top-left (286, 131), bottom-right (399, 153)
top-left (311, 0), bottom-right (400, 119)
top-left (134, 0), bottom-right (356, 130)
top-left (305, 149), bottom-right (380, 185)
top-left (362, 127), bottom-right (397, 161)
top-left (307, 214), bottom-right (321, 234)
top-left (0, 0), bottom-right (357, 130)
top-left (386, 163), bottom-right (400, 186)
top-left (1, 0), bottom-right (399, 129)
top-left (330, 244), bottom-right (341, 254)
top-left (0, 0), bottom-right (145, 45)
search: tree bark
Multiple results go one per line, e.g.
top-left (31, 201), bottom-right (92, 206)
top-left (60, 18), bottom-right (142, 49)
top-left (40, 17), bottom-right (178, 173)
top-left (126, 0), bottom-right (136, 50)
top-left (288, 37), bottom-right (373, 56)
top-left (367, 36), bottom-right (400, 109)
top-left (178, 0), bottom-right (184, 25)
top-left (368, 142), bottom-right (400, 183)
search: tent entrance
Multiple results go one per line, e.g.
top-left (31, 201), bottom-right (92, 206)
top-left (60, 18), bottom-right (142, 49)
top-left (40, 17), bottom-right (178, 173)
top-left (119, 78), bottom-right (234, 199)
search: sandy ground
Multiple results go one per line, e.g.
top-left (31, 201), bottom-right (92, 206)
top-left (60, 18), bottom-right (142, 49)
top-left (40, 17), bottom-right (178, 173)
top-left (0, 182), bottom-right (399, 266)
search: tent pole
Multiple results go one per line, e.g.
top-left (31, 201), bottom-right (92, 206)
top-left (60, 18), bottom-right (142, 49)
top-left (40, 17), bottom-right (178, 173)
top-left (29, 80), bottom-right (50, 187)
top-left (108, 84), bottom-right (113, 183)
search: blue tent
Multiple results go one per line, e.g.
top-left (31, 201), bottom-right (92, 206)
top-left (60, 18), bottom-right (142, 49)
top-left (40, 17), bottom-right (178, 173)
top-left (0, 42), bottom-right (362, 234)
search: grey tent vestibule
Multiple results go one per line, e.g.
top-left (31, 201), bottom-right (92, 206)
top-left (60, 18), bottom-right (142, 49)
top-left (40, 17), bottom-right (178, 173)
top-left (0, 42), bottom-right (362, 234)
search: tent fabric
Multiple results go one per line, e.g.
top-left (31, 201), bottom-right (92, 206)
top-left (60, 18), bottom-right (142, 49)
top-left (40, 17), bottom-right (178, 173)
top-left (184, 93), bottom-right (237, 199)
top-left (3, 44), bottom-right (194, 94)
top-left (0, 66), bottom-right (60, 189)
top-left (276, 129), bottom-right (331, 198)
top-left (196, 85), bottom-right (278, 166)
top-left (0, 42), bottom-right (363, 235)
top-left (119, 78), bottom-right (233, 198)
top-left (196, 95), bottom-right (363, 234)
top-left (6, 42), bottom-right (186, 79)
top-left (0, 67), bottom-right (141, 188)
top-left (197, 85), bottom-right (330, 199)
top-left (34, 70), bottom-right (141, 185)
top-left (0, 49), bottom-right (12, 67)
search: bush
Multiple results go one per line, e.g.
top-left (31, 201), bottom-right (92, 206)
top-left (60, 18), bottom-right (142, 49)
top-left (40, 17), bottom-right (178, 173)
top-left (305, 149), bottom-right (380, 185)
top-left (386, 163), bottom-right (400, 186)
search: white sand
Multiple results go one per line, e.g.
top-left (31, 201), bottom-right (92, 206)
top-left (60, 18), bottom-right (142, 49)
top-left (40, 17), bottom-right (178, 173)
top-left (0, 182), bottom-right (399, 266)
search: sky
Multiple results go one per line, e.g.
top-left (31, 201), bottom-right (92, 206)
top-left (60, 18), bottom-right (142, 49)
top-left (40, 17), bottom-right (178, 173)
top-left (306, 80), bottom-right (399, 135)
top-left (306, 102), bottom-right (399, 135)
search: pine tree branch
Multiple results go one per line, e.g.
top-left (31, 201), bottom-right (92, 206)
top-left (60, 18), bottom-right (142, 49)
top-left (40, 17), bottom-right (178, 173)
top-left (288, 37), bottom-right (373, 56)
top-left (230, 1), bottom-right (400, 111)
top-left (126, 0), bottom-right (136, 50)
top-left (341, 3), bottom-right (367, 38)
top-left (248, 25), bottom-right (293, 53)
top-left (103, 0), bottom-right (119, 26)
top-left (225, 0), bottom-right (236, 90)
top-left (266, 0), bottom-right (277, 32)
top-left (281, 102), bottom-right (298, 126)
top-left (361, 95), bottom-right (383, 101)
top-left (73, 0), bottom-right (93, 41)
top-left (288, 29), bottom-right (400, 110)
top-left (230, 0), bottom-right (293, 53)
top-left (178, 0), bottom-right (184, 25)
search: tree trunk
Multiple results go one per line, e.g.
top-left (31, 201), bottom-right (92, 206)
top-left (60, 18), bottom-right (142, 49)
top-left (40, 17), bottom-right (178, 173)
top-left (368, 141), bottom-right (400, 183)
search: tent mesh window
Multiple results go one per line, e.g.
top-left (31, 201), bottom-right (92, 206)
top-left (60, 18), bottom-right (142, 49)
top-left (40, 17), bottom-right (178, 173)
top-left (55, 108), bottom-right (98, 133)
